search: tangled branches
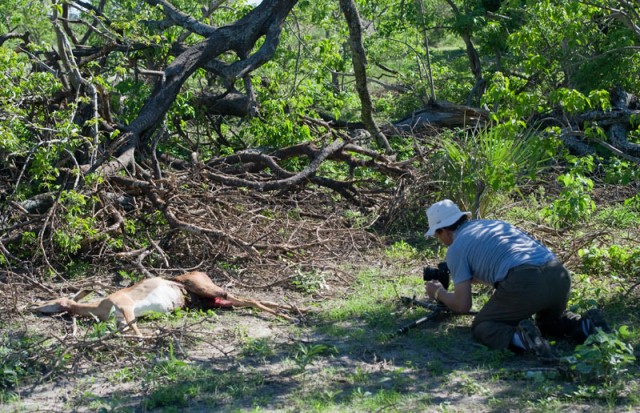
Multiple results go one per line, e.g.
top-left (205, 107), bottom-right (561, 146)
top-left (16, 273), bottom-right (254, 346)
top-left (0, 136), bottom-right (413, 303)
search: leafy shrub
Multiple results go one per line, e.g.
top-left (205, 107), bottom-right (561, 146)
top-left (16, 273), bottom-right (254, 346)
top-left (292, 268), bottom-right (327, 295)
top-left (578, 247), bottom-right (610, 276)
top-left (291, 343), bottom-right (338, 371)
top-left (562, 327), bottom-right (636, 384)
top-left (579, 244), bottom-right (640, 279)
top-left (385, 240), bottom-right (420, 260)
top-left (433, 125), bottom-right (552, 218)
top-left (0, 330), bottom-right (50, 401)
top-left (568, 272), bottom-right (613, 313)
top-left (624, 193), bottom-right (640, 213)
top-left (594, 205), bottom-right (640, 229)
top-left (51, 191), bottom-right (99, 255)
top-left (241, 338), bottom-right (275, 360)
top-left (544, 156), bottom-right (596, 227)
top-left (601, 158), bottom-right (640, 185)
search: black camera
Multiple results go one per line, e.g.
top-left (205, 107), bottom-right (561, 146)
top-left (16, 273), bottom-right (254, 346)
top-left (423, 261), bottom-right (450, 290)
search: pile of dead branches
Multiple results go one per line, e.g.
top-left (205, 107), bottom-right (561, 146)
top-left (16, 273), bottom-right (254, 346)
top-left (0, 153), bottom-right (408, 310)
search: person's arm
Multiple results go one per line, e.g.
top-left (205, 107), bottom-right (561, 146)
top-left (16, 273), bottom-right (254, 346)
top-left (426, 280), bottom-right (472, 313)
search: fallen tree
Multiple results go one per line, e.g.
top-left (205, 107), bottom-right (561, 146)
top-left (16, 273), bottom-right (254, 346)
top-left (1, 0), bottom-right (639, 290)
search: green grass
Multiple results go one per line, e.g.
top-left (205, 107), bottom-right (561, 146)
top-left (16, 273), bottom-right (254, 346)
top-left (593, 204), bottom-right (640, 228)
top-left (3, 233), bottom-right (639, 412)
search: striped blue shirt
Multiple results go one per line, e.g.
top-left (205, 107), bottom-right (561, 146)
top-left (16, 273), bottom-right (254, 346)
top-left (446, 220), bottom-right (556, 286)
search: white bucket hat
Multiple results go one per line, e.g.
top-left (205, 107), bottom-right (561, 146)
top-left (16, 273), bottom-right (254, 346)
top-left (425, 199), bottom-right (471, 237)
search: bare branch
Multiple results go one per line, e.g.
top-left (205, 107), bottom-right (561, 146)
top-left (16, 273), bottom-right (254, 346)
top-left (144, 0), bottom-right (217, 37)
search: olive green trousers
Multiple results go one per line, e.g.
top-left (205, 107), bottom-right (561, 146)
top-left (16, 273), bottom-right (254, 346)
top-left (471, 260), bottom-right (582, 350)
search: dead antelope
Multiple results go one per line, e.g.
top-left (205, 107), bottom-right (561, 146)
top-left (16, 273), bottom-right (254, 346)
top-left (34, 271), bottom-right (300, 336)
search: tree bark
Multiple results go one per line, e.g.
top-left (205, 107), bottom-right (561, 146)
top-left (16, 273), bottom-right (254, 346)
top-left (604, 87), bottom-right (640, 159)
top-left (443, 0), bottom-right (485, 106)
top-left (339, 0), bottom-right (393, 154)
top-left (92, 0), bottom-right (299, 175)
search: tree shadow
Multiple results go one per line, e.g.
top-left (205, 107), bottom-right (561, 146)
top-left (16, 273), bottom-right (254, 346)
top-left (9, 293), bottom-right (638, 412)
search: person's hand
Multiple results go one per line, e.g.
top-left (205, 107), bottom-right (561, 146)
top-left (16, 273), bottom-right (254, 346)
top-left (425, 280), bottom-right (444, 300)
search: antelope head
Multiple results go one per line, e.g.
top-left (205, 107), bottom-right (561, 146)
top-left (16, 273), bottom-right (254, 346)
top-left (33, 297), bottom-right (74, 314)
top-left (33, 289), bottom-right (93, 314)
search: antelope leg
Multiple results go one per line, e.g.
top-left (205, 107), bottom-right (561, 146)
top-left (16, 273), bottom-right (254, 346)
top-left (226, 295), bottom-right (294, 321)
top-left (118, 305), bottom-right (143, 337)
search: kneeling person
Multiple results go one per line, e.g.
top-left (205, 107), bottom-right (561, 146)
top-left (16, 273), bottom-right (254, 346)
top-left (423, 199), bottom-right (608, 361)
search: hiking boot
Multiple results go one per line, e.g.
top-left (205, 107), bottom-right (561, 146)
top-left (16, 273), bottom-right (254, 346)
top-left (516, 319), bottom-right (556, 363)
top-left (581, 308), bottom-right (611, 336)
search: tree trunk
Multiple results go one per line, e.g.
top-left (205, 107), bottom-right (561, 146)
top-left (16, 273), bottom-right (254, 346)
top-left (442, 0), bottom-right (485, 106)
top-left (339, 0), bottom-right (393, 154)
top-left (95, 0), bottom-right (299, 174)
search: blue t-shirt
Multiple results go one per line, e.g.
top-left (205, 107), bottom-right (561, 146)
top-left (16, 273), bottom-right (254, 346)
top-left (446, 220), bottom-right (556, 286)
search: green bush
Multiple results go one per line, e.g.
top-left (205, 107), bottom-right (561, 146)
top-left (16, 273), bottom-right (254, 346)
top-left (0, 330), bottom-right (50, 402)
top-left (544, 156), bottom-right (596, 227)
top-left (433, 125), bottom-right (551, 217)
top-left (562, 327), bottom-right (636, 384)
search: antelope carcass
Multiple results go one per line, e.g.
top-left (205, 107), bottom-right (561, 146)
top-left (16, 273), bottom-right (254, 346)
top-left (34, 271), bottom-right (299, 336)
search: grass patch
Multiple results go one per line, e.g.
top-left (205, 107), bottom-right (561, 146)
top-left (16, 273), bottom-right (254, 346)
top-left (5, 232), bottom-right (639, 412)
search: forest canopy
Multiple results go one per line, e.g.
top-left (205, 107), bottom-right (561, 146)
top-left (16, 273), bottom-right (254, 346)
top-left (0, 0), bottom-right (639, 283)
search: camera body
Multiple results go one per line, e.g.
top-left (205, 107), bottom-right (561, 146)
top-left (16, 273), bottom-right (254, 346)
top-left (423, 261), bottom-right (451, 290)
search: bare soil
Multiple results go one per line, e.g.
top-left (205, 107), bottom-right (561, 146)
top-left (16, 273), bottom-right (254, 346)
top-left (4, 268), bottom-right (639, 413)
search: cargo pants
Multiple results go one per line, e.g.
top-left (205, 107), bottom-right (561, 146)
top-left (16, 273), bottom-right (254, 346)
top-left (471, 260), bottom-right (583, 350)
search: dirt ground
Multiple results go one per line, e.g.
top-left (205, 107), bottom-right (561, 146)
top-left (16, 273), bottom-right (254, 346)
top-left (4, 273), bottom-right (638, 413)
top-left (2, 184), bottom-right (639, 412)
